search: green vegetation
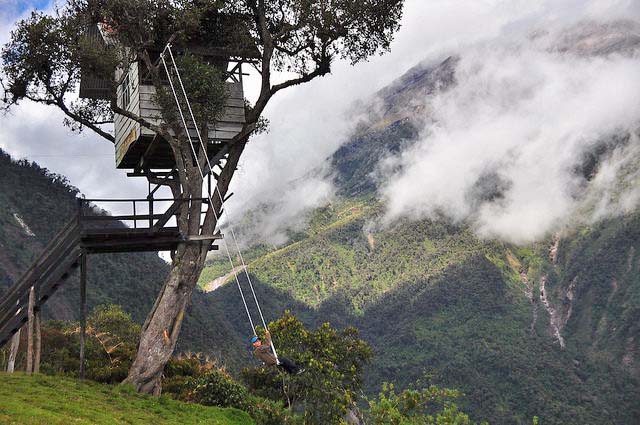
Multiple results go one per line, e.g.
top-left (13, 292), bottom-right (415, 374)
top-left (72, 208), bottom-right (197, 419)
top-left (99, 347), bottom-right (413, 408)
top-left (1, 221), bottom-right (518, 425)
top-left (0, 373), bottom-right (252, 425)
top-left (366, 381), bottom-right (484, 425)
top-left (1, 305), bottom-right (140, 383)
top-left (242, 312), bottom-right (372, 424)
top-left (200, 190), bottom-right (640, 423)
top-left (165, 312), bottom-right (481, 424)
top-left (203, 198), bottom-right (492, 313)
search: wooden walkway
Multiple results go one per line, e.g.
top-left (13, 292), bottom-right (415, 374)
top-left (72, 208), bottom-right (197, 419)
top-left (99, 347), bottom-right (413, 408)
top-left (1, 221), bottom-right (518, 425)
top-left (0, 198), bottom-right (220, 348)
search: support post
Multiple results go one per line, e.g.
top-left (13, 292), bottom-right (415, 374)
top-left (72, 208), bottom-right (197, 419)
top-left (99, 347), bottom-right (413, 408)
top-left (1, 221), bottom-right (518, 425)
top-left (7, 328), bottom-right (20, 373)
top-left (149, 198), bottom-right (154, 229)
top-left (26, 286), bottom-right (35, 374)
top-left (34, 309), bottom-right (41, 374)
top-left (79, 253), bottom-right (87, 380)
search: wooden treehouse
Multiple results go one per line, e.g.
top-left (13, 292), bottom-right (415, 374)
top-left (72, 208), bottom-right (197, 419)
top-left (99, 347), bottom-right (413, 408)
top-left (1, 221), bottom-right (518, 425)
top-left (1, 14), bottom-right (259, 375)
top-left (79, 15), bottom-right (259, 171)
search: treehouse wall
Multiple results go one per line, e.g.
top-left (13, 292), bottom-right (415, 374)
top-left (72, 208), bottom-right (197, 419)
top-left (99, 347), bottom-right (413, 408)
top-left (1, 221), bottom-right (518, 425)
top-left (78, 24), bottom-right (113, 100)
top-left (113, 62), bottom-right (246, 169)
top-left (137, 81), bottom-right (246, 141)
top-left (114, 62), bottom-right (141, 166)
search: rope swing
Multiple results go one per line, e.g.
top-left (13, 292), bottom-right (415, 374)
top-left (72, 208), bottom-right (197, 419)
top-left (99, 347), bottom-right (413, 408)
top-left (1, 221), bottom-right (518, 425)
top-left (160, 43), bottom-right (279, 363)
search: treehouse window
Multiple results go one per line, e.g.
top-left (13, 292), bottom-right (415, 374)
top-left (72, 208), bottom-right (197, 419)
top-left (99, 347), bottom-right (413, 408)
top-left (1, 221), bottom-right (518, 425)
top-left (121, 74), bottom-right (131, 109)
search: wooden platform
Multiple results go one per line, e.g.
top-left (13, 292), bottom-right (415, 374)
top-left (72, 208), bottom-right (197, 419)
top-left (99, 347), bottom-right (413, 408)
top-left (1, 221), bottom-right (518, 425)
top-left (0, 197), bottom-right (222, 347)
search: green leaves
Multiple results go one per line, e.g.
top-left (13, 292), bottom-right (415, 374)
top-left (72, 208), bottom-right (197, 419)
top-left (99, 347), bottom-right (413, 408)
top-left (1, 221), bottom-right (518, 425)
top-left (366, 380), bottom-right (482, 425)
top-left (155, 52), bottom-right (228, 135)
top-left (242, 311), bottom-right (372, 425)
top-left (2, 12), bottom-right (75, 103)
top-left (189, 368), bottom-right (249, 408)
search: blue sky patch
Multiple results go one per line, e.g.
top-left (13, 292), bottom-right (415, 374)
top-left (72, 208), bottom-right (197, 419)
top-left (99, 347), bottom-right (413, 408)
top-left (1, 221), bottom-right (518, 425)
top-left (1, 0), bottom-right (52, 18)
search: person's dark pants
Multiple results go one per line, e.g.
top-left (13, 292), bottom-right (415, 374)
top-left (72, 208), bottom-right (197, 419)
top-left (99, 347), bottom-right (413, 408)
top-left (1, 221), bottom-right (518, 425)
top-left (277, 357), bottom-right (299, 374)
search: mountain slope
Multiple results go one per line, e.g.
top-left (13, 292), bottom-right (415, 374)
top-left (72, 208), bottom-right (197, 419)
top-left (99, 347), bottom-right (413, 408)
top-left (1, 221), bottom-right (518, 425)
top-left (198, 21), bottom-right (640, 424)
top-left (201, 194), bottom-right (640, 424)
top-left (0, 149), bottom-right (247, 369)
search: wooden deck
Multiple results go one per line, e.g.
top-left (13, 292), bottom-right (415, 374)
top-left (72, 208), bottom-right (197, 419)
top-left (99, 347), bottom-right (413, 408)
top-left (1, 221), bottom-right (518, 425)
top-left (0, 198), bottom-right (221, 348)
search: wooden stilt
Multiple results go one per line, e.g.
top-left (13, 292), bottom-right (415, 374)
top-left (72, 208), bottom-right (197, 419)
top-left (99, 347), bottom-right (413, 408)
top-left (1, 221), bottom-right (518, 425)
top-left (26, 286), bottom-right (35, 374)
top-left (34, 309), bottom-right (41, 373)
top-left (7, 328), bottom-right (20, 373)
top-left (79, 253), bottom-right (87, 380)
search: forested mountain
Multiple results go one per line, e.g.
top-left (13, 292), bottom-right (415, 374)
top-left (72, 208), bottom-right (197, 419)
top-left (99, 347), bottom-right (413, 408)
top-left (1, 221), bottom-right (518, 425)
top-left (198, 21), bottom-right (640, 424)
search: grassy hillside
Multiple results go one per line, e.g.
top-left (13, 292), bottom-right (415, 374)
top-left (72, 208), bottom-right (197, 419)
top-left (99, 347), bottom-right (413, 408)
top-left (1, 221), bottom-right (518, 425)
top-left (0, 373), bottom-right (251, 424)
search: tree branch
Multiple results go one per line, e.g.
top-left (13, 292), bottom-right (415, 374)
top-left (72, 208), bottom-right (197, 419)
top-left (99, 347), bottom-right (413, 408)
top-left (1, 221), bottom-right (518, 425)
top-left (270, 64), bottom-right (330, 96)
top-left (111, 103), bottom-right (165, 135)
top-left (55, 99), bottom-right (115, 143)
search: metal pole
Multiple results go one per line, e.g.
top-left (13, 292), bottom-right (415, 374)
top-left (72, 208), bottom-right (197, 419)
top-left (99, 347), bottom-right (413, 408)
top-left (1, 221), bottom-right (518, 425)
top-left (79, 253), bottom-right (87, 381)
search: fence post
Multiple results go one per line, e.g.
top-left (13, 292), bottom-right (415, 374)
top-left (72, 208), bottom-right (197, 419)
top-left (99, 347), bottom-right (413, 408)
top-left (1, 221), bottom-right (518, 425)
top-left (79, 253), bottom-right (87, 381)
top-left (26, 286), bottom-right (36, 373)
top-left (7, 328), bottom-right (20, 373)
top-left (34, 308), bottom-right (41, 374)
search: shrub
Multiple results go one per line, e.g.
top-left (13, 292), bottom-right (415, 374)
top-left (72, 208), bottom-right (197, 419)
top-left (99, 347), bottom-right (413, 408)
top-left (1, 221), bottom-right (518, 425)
top-left (172, 365), bottom-right (301, 425)
top-left (188, 369), bottom-right (249, 408)
top-left (244, 395), bottom-right (303, 425)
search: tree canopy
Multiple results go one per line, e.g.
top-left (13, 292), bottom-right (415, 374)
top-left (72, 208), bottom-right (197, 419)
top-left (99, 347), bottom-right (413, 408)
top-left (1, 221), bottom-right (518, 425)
top-left (1, 0), bottom-right (404, 146)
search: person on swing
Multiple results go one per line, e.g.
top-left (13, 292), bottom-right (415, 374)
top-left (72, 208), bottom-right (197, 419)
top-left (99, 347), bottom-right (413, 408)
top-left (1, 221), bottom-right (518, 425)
top-left (251, 330), bottom-right (302, 375)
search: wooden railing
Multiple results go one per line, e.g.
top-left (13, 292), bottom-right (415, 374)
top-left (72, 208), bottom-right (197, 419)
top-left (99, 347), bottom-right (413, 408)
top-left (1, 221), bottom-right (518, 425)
top-left (78, 197), bottom-right (210, 230)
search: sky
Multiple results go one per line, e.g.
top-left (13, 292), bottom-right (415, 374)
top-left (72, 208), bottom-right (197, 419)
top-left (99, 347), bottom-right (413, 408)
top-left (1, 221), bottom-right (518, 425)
top-left (1, 0), bottom-right (639, 247)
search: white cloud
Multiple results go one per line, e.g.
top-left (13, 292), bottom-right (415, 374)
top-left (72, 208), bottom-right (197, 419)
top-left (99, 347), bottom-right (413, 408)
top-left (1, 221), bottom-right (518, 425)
top-left (378, 24), bottom-right (640, 243)
top-left (2, 0), bottom-right (639, 246)
top-left (227, 0), bottom-right (640, 244)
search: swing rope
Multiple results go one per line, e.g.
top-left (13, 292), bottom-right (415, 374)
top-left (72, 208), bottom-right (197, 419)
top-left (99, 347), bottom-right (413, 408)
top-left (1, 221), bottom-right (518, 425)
top-left (160, 44), bottom-right (279, 362)
top-left (159, 50), bottom-right (255, 335)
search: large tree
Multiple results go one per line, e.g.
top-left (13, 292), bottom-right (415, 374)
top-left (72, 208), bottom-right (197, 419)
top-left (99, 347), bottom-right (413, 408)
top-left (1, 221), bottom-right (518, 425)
top-left (1, 0), bottom-right (403, 394)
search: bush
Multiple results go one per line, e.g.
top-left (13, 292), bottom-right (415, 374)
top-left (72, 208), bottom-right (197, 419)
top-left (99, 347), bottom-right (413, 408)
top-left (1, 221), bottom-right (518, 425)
top-left (188, 369), bottom-right (249, 408)
top-left (3, 305), bottom-right (140, 383)
top-left (244, 395), bottom-right (303, 425)
top-left (170, 365), bottom-right (301, 425)
top-left (365, 381), bottom-right (486, 425)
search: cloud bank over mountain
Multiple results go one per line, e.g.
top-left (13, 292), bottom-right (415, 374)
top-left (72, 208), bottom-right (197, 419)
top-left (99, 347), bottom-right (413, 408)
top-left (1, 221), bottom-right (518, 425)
top-left (379, 22), bottom-right (640, 243)
top-left (229, 1), bottom-right (640, 245)
top-left (1, 0), bottom-right (639, 246)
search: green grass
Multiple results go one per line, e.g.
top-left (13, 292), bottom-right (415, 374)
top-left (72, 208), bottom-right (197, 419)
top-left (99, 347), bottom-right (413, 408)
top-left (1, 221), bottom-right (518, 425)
top-left (0, 373), bottom-right (253, 425)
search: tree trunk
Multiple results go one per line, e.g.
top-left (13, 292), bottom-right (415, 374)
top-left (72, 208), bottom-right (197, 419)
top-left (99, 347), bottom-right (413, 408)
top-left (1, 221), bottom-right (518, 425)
top-left (124, 241), bottom-right (208, 394)
top-left (6, 328), bottom-right (20, 373)
top-left (125, 139), bottom-right (246, 395)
